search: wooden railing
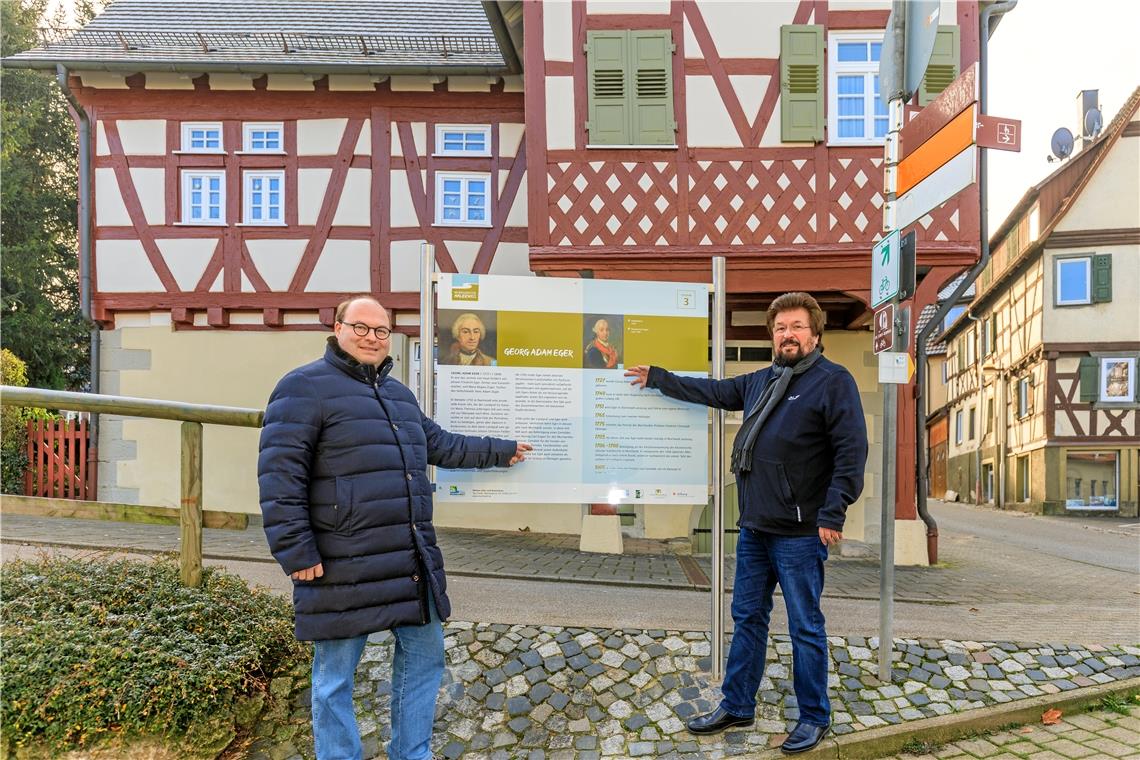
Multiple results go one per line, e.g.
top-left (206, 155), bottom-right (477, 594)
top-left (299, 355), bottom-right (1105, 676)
top-left (1, 386), bottom-right (263, 587)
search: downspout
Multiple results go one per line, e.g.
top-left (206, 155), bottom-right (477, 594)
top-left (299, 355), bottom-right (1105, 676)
top-left (56, 64), bottom-right (100, 493)
top-left (966, 307), bottom-right (982, 503)
top-left (915, 0), bottom-right (1017, 563)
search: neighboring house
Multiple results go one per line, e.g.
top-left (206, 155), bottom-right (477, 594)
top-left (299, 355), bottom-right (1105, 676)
top-left (940, 87), bottom-right (1140, 516)
top-left (5, 0), bottom-right (984, 554)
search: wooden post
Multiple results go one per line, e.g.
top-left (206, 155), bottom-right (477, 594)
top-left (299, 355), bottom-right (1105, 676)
top-left (180, 421), bottom-right (203, 588)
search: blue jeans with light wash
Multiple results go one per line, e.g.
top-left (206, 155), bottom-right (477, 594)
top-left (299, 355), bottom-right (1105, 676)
top-left (311, 589), bottom-right (445, 760)
top-left (720, 528), bottom-right (831, 727)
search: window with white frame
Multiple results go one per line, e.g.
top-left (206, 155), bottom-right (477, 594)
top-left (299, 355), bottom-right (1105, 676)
top-left (243, 171), bottom-right (284, 225)
top-left (243, 122), bottom-right (284, 152)
top-left (434, 125), bottom-right (491, 156)
top-left (955, 409), bottom-right (964, 444)
top-left (1056, 257), bottom-right (1091, 305)
top-left (828, 33), bottom-right (888, 144)
top-left (181, 122), bottom-right (224, 152)
top-left (1017, 377), bottom-right (1030, 418)
top-left (435, 172), bottom-right (490, 226)
top-left (181, 171), bottom-right (226, 224)
top-left (1099, 357), bottom-right (1136, 403)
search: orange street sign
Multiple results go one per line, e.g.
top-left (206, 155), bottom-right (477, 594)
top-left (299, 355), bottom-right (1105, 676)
top-left (897, 105), bottom-right (976, 196)
top-left (976, 114), bottom-right (1022, 151)
top-left (899, 63), bottom-right (978, 161)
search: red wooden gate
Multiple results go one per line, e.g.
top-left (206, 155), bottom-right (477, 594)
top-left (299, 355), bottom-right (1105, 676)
top-left (24, 416), bottom-right (96, 500)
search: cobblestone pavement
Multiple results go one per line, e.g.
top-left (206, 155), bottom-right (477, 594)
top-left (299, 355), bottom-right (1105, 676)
top-left (247, 626), bottom-right (1140, 760)
top-left (880, 701), bottom-right (1140, 760)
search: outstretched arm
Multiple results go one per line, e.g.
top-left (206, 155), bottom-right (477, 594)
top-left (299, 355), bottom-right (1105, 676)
top-left (422, 411), bottom-right (523, 469)
top-left (625, 365), bottom-right (749, 412)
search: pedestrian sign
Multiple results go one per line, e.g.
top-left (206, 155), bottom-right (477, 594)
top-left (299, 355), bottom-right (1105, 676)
top-left (871, 230), bottom-right (900, 308)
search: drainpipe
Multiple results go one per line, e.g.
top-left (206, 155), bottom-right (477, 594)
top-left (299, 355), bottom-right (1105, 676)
top-left (914, 0), bottom-right (1017, 563)
top-left (967, 308), bottom-right (983, 503)
top-left (56, 64), bottom-right (100, 494)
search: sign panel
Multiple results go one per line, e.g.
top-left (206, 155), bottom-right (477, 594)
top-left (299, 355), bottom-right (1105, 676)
top-left (878, 1), bottom-right (941, 106)
top-left (899, 63), bottom-right (978, 160)
top-left (894, 144), bottom-right (977, 230)
top-left (878, 351), bottom-right (914, 385)
top-left (434, 274), bottom-right (709, 505)
top-left (873, 303), bottom-right (895, 354)
top-left (897, 230), bottom-right (917, 302)
top-left (976, 114), bottom-right (1022, 151)
top-left (871, 229), bottom-right (901, 308)
top-left (897, 105), bottom-right (976, 196)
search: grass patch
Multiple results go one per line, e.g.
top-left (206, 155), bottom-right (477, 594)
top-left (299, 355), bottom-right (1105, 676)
top-left (1, 555), bottom-right (306, 758)
top-left (1098, 693), bottom-right (1132, 716)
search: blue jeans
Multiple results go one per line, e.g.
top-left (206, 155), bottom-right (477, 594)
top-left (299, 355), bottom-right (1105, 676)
top-left (311, 590), bottom-right (445, 760)
top-left (720, 529), bottom-right (831, 727)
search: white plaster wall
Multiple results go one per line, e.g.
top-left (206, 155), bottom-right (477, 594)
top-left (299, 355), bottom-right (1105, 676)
top-left (245, 240), bottom-right (307, 291)
top-left (685, 76), bottom-right (741, 147)
top-left (207, 73), bottom-right (254, 90)
top-left (447, 240), bottom-right (481, 273)
top-left (143, 73), bottom-right (196, 90)
top-left (500, 123), bottom-right (525, 158)
top-left (78, 71), bottom-right (127, 89)
top-left (306, 240), bottom-right (371, 291)
top-left (328, 75), bottom-right (375, 92)
top-left (488, 242), bottom-right (532, 276)
top-left (297, 119), bottom-right (347, 156)
top-left (390, 76), bottom-right (436, 92)
top-left (96, 121), bottom-right (110, 156)
top-left (500, 172), bottom-right (529, 227)
top-left (1055, 132), bottom-right (1140, 232)
top-left (503, 75), bottom-right (524, 93)
top-left (447, 77), bottom-right (493, 93)
top-left (130, 168), bottom-right (165, 225)
top-left (586, 0), bottom-right (669, 12)
top-left (1043, 245), bottom-right (1140, 344)
top-left (543, 0), bottom-right (574, 62)
top-left (730, 75), bottom-right (768, 130)
top-left (95, 168), bottom-right (131, 226)
top-left (389, 170), bottom-right (420, 227)
top-left (266, 74), bottom-right (314, 91)
top-left (332, 168), bottom-right (372, 226)
top-left (546, 77), bottom-right (576, 150)
top-left (353, 119), bottom-right (371, 155)
top-left (761, 97), bottom-right (786, 147)
top-left (154, 239), bottom-right (217, 291)
top-left (689, 1), bottom-right (799, 58)
top-left (298, 168), bottom-right (332, 225)
top-left (96, 240), bottom-right (164, 291)
top-left (117, 120), bottom-right (166, 154)
top-left (389, 239), bottom-right (426, 291)
top-left (390, 122), bottom-right (427, 158)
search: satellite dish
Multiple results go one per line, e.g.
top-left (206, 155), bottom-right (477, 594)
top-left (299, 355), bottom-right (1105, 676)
top-left (1051, 127), bottom-right (1074, 160)
top-left (1084, 107), bottom-right (1104, 138)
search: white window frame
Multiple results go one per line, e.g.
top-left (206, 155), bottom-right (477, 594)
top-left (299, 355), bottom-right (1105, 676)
top-left (434, 172), bottom-right (492, 227)
top-left (1065, 451), bottom-right (1119, 510)
top-left (434, 124), bottom-right (492, 157)
top-left (827, 31), bottom-right (888, 146)
top-left (968, 406), bottom-right (976, 440)
top-left (180, 170), bottom-right (227, 225)
top-left (241, 122), bottom-right (285, 153)
top-left (180, 122), bottom-right (225, 153)
top-left (1055, 256), bottom-right (1092, 306)
top-left (1098, 357), bottom-right (1136, 404)
top-left (1017, 377), bottom-right (1030, 418)
top-left (242, 170), bottom-right (285, 226)
top-left (954, 409), bottom-right (964, 444)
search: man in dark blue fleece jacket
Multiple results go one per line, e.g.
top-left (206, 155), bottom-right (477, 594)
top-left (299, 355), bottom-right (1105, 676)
top-left (259, 296), bottom-right (531, 760)
top-left (626, 292), bottom-right (867, 754)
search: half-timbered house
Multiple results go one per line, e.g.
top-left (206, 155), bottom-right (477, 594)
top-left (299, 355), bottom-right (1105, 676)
top-left (940, 87), bottom-right (1140, 516)
top-left (8, 0), bottom-right (986, 559)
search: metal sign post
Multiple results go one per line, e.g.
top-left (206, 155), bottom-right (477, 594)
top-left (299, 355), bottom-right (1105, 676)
top-left (710, 256), bottom-right (727, 681)
top-left (420, 243), bottom-right (437, 480)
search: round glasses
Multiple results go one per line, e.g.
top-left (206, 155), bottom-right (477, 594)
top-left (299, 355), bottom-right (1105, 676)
top-left (341, 322), bottom-right (392, 340)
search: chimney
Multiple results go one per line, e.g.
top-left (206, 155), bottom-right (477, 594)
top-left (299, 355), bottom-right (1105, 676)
top-left (1076, 89), bottom-right (1101, 151)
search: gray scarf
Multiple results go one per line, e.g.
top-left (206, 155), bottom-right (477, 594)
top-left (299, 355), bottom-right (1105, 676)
top-left (730, 347), bottom-right (822, 475)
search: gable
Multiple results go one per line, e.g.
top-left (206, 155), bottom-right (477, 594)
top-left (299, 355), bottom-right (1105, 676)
top-left (1054, 120), bottom-right (1140, 233)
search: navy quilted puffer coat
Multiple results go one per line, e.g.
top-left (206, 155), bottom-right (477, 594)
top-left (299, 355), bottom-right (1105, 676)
top-left (258, 339), bottom-right (517, 641)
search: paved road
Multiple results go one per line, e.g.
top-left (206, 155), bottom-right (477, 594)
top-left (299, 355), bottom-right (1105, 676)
top-left (930, 500), bottom-right (1140, 575)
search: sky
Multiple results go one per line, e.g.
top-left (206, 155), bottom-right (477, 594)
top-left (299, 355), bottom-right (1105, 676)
top-left (41, 0), bottom-right (1140, 229)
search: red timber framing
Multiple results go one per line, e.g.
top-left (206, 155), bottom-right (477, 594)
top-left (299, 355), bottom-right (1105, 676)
top-left (526, 0), bottom-right (982, 308)
top-left (77, 76), bottom-right (526, 329)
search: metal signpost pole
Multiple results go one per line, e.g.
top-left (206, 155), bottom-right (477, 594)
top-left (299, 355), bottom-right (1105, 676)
top-left (420, 243), bottom-right (437, 480)
top-left (878, 1), bottom-right (907, 684)
top-left (710, 256), bottom-right (727, 681)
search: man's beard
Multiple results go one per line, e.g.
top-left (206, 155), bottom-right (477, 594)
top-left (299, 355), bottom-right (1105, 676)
top-left (774, 341), bottom-right (807, 367)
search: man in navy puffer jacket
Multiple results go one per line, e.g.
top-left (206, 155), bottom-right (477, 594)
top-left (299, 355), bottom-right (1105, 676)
top-left (626, 292), bottom-right (867, 754)
top-left (259, 295), bottom-right (530, 760)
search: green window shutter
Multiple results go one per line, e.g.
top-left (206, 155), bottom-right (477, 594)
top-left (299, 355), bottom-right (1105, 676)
top-left (780, 24), bottom-right (823, 142)
top-left (1092, 253), bottom-right (1112, 302)
top-left (629, 30), bottom-right (676, 145)
top-left (1078, 356), bottom-right (1098, 402)
top-left (586, 31), bottom-right (631, 145)
top-left (919, 25), bottom-right (960, 106)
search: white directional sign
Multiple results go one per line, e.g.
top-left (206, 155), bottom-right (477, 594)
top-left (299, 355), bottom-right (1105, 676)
top-left (871, 229), bottom-right (901, 308)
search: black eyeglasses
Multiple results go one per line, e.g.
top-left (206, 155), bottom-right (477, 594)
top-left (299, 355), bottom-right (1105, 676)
top-left (340, 321), bottom-right (392, 339)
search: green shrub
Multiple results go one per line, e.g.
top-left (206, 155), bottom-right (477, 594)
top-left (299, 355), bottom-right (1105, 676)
top-left (1, 556), bottom-right (306, 756)
top-left (1, 348), bottom-right (32, 493)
